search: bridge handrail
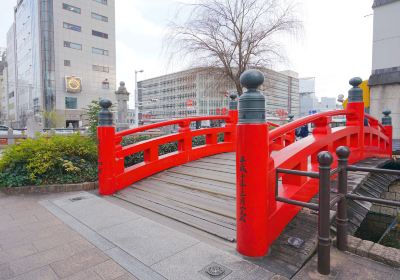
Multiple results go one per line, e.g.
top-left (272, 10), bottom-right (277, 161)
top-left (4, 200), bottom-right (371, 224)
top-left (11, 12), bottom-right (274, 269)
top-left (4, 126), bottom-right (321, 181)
top-left (116, 115), bottom-right (232, 138)
top-left (365, 113), bottom-right (387, 132)
top-left (267, 122), bottom-right (280, 128)
top-left (269, 110), bottom-right (350, 141)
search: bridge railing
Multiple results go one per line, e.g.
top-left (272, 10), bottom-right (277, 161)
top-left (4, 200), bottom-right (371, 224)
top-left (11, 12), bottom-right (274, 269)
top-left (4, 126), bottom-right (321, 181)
top-left (97, 97), bottom-right (239, 195)
top-left (97, 70), bottom-right (394, 267)
top-left (235, 71), bottom-right (393, 258)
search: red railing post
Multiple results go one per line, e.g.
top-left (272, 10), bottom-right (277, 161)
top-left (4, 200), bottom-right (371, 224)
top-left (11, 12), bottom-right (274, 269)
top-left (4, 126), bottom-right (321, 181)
top-left (310, 116), bottom-right (332, 167)
top-left (346, 78), bottom-right (365, 154)
top-left (236, 70), bottom-right (270, 257)
top-left (225, 93), bottom-right (238, 144)
top-left (382, 110), bottom-right (393, 156)
top-left (178, 120), bottom-right (192, 160)
top-left (97, 99), bottom-right (117, 195)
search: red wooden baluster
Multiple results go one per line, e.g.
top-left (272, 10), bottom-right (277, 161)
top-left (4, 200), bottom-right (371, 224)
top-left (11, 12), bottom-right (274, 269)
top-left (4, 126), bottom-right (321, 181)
top-left (178, 120), bottom-right (192, 161)
top-left (382, 110), bottom-right (393, 156)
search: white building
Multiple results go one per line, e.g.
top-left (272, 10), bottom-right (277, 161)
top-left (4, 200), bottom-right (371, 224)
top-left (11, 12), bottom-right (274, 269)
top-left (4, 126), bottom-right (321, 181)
top-left (138, 67), bottom-right (299, 123)
top-left (0, 50), bottom-right (6, 123)
top-left (369, 0), bottom-right (400, 140)
top-left (299, 77), bottom-right (336, 117)
top-left (299, 77), bottom-right (316, 116)
top-left (6, 0), bottom-right (116, 128)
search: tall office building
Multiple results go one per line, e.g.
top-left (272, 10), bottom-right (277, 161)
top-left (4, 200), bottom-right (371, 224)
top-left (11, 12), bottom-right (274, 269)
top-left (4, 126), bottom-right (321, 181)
top-left (137, 67), bottom-right (299, 124)
top-left (0, 50), bottom-right (7, 123)
top-left (6, 0), bottom-right (116, 128)
top-left (299, 77), bottom-right (316, 117)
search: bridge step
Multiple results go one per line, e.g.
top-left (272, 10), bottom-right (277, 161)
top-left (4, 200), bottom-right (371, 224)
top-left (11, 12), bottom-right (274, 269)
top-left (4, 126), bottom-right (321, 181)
top-left (114, 186), bottom-right (237, 242)
top-left (152, 172), bottom-right (236, 198)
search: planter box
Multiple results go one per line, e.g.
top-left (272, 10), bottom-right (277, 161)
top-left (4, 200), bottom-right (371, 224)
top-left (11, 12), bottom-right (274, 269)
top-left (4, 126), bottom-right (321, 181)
top-left (1, 181), bottom-right (98, 195)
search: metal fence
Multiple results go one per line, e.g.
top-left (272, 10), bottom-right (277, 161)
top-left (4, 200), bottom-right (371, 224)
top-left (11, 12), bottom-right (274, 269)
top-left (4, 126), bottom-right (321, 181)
top-left (276, 146), bottom-right (400, 275)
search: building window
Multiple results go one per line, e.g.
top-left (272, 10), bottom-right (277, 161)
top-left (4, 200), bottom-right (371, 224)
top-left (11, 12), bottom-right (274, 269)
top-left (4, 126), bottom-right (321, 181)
top-left (91, 12), bottom-right (108, 22)
top-left (64, 41), bottom-right (82, 50)
top-left (93, 0), bottom-right (107, 5)
top-left (93, 65), bottom-right (109, 73)
top-left (64, 60), bottom-right (71, 66)
top-left (62, 3), bottom-right (81, 14)
top-left (92, 30), bottom-right (108, 39)
top-left (92, 47), bottom-right (109, 56)
top-left (63, 22), bottom-right (81, 32)
top-left (65, 97), bottom-right (77, 109)
top-left (102, 79), bottom-right (110, 89)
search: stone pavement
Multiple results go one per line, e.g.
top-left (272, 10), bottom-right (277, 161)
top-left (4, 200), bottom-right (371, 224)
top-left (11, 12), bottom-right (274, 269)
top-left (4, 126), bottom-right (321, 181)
top-left (1, 190), bottom-right (399, 280)
top-left (293, 247), bottom-right (400, 280)
top-left (0, 192), bottom-right (136, 280)
top-left (41, 192), bottom-right (277, 280)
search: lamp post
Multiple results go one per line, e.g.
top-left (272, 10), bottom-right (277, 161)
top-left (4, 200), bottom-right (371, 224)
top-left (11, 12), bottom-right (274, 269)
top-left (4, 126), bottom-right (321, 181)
top-left (134, 70), bottom-right (144, 127)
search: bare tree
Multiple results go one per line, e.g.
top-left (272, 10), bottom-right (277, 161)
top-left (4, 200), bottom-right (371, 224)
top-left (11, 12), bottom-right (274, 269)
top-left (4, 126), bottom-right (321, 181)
top-left (165, 0), bottom-right (302, 95)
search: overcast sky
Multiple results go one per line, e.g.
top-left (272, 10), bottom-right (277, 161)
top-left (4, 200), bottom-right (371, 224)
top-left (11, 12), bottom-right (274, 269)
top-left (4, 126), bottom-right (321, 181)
top-left (0, 0), bottom-right (374, 108)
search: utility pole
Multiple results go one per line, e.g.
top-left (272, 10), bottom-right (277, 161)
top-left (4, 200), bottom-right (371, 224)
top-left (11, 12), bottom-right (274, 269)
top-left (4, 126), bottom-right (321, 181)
top-left (134, 70), bottom-right (144, 127)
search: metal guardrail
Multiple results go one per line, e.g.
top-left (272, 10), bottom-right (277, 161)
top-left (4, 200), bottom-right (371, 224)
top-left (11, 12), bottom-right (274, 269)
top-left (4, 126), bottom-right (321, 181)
top-left (275, 146), bottom-right (400, 275)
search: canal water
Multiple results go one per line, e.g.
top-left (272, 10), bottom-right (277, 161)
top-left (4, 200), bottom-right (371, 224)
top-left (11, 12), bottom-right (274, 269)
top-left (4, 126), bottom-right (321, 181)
top-left (355, 160), bottom-right (400, 249)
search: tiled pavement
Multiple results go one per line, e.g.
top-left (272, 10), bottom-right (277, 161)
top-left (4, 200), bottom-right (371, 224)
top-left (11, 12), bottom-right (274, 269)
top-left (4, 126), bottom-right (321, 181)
top-left (0, 192), bottom-right (137, 280)
top-left (0, 191), bottom-right (277, 280)
top-left (1, 191), bottom-right (399, 280)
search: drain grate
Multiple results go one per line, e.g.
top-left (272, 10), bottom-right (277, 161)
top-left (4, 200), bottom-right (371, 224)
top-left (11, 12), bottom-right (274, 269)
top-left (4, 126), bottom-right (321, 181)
top-left (69, 196), bottom-right (88, 202)
top-left (287, 236), bottom-right (305, 249)
top-left (199, 262), bottom-right (232, 279)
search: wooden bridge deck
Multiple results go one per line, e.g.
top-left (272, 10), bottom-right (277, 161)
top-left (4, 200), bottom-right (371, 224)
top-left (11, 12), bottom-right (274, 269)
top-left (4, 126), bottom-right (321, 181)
top-left (115, 153), bottom-right (237, 242)
top-left (114, 152), bottom-right (397, 278)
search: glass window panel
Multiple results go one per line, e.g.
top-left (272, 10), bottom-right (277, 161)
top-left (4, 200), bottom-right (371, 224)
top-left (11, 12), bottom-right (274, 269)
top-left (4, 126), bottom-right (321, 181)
top-left (92, 30), bottom-right (108, 39)
top-left (91, 12), bottom-right (108, 22)
top-left (63, 22), bottom-right (81, 32)
top-left (92, 47), bottom-right (109, 56)
top-left (62, 3), bottom-right (81, 14)
top-left (93, 0), bottom-right (107, 5)
top-left (65, 97), bottom-right (77, 109)
top-left (64, 41), bottom-right (82, 50)
top-left (92, 65), bottom-right (109, 72)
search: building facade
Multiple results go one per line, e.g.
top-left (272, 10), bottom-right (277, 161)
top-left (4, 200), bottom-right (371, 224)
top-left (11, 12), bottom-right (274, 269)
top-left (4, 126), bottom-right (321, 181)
top-left (0, 50), bottom-right (6, 123)
top-left (137, 68), bottom-right (299, 123)
top-left (299, 77), bottom-right (316, 117)
top-left (6, 0), bottom-right (116, 128)
top-left (299, 77), bottom-right (337, 117)
top-left (369, 0), bottom-right (400, 139)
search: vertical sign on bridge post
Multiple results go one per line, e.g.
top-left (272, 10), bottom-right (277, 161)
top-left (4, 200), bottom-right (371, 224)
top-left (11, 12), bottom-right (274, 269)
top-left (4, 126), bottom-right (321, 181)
top-left (236, 70), bottom-right (270, 257)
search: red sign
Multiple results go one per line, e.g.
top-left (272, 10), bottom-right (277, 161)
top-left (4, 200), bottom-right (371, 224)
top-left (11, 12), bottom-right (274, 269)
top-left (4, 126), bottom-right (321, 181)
top-left (186, 99), bottom-right (194, 107)
top-left (221, 108), bottom-right (227, 115)
top-left (216, 108), bottom-right (221, 115)
top-left (276, 109), bottom-right (288, 120)
top-left (0, 138), bottom-right (7, 145)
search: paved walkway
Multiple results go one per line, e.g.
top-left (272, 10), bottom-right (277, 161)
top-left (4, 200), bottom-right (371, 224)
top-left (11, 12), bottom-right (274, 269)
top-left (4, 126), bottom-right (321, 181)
top-left (293, 247), bottom-right (400, 280)
top-left (0, 192), bottom-right (137, 280)
top-left (1, 191), bottom-right (399, 280)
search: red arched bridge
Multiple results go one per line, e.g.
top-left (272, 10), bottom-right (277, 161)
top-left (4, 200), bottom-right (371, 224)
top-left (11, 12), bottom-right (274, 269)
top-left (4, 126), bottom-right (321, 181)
top-left (97, 70), bottom-right (397, 275)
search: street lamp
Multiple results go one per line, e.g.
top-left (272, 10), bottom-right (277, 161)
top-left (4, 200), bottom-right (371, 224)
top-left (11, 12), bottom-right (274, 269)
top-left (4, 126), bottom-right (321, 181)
top-left (134, 70), bottom-right (144, 127)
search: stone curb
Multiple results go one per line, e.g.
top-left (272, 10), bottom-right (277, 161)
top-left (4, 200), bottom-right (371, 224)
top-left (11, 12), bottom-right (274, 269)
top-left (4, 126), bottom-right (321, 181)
top-left (0, 181), bottom-right (98, 195)
top-left (347, 235), bottom-right (400, 268)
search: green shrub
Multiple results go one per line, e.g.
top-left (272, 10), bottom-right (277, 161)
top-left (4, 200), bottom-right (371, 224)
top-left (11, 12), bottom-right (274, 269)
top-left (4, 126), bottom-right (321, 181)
top-left (0, 134), bottom-right (98, 187)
